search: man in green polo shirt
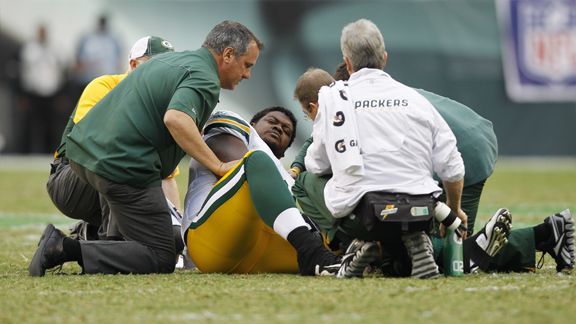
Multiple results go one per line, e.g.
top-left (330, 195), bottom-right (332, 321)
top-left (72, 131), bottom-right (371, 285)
top-left (29, 21), bottom-right (263, 276)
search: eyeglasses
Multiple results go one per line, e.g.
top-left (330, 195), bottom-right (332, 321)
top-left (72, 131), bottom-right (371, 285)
top-left (302, 102), bottom-right (315, 121)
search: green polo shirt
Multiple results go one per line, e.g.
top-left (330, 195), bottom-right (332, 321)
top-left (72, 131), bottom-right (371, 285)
top-left (67, 48), bottom-right (220, 188)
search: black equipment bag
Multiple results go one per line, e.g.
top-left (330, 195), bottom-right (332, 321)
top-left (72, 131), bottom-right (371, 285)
top-left (353, 192), bottom-right (436, 233)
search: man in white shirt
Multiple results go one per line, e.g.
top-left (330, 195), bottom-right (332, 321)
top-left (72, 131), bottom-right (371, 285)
top-left (304, 19), bottom-right (467, 278)
top-left (19, 24), bottom-right (64, 153)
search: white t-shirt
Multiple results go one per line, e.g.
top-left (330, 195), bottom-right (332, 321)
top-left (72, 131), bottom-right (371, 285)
top-left (306, 68), bottom-right (464, 218)
top-left (20, 40), bottom-right (63, 96)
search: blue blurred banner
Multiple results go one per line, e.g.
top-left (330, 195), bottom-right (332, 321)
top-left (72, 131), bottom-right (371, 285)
top-left (497, 0), bottom-right (576, 102)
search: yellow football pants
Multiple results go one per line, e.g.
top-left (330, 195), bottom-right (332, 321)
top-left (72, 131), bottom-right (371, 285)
top-left (185, 155), bottom-right (298, 274)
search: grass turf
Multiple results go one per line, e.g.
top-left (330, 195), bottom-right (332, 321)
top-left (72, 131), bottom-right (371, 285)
top-left (0, 158), bottom-right (575, 323)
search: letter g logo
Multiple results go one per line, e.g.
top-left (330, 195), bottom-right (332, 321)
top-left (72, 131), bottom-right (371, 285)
top-left (335, 139), bottom-right (346, 153)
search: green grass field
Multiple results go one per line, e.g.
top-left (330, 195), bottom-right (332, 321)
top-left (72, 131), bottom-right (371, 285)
top-left (1, 157), bottom-right (575, 323)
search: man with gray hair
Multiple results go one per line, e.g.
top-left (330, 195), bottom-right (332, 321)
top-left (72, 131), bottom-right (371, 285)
top-left (47, 36), bottom-right (177, 242)
top-left (304, 19), bottom-right (467, 278)
top-left (29, 20), bottom-right (263, 276)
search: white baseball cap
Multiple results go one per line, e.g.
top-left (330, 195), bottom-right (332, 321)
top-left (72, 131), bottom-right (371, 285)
top-left (129, 36), bottom-right (174, 60)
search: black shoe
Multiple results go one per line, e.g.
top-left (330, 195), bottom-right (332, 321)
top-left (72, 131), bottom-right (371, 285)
top-left (314, 252), bottom-right (342, 276)
top-left (29, 224), bottom-right (68, 277)
top-left (289, 226), bottom-right (342, 276)
top-left (297, 243), bottom-right (342, 276)
top-left (537, 209), bottom-right (575, 273)
top-left (336, 239), bottom-right (380, 278)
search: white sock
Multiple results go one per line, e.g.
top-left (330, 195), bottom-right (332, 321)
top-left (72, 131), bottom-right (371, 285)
top-left (273, 207), bottom-right (311, 240)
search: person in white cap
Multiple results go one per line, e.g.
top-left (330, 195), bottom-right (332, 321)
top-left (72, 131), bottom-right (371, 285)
top-left (46, 35), bottom-right (178, 245)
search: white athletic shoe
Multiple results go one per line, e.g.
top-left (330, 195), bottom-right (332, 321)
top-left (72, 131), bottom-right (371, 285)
top-left (537, 209), bottom-right (574, 273)
top-left (473, 208), bottom-right (512, 257)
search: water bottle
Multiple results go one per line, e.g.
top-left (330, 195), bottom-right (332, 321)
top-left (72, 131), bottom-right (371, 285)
top-left (443, 228), bottom-right (464, 276)
top-left (434, 202), bottom-right (464, 277)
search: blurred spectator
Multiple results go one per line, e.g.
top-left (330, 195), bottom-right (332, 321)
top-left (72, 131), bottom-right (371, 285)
top-left (73, 14), bottom-right (122, 91)
top-left (19, 24), bottom-right (65, 153)
top-left (0, 30), bottom-right (21, 154)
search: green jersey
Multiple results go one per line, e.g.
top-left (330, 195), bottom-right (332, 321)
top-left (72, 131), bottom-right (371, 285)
top-left (415, 89), bottom-right (497, 185)
top-left (67, 48), bottom-right (220, 188)
top-left (292, 90), bottom-right (497, 186)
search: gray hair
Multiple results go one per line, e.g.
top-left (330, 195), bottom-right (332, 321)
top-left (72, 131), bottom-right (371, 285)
top-left (202, 20), bottom-right (263, 56)
top-left (340, 19), bottom-right (386, 71)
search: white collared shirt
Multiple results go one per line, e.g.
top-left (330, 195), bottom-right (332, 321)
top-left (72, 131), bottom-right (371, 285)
top-left (306, 68), bottom-right (464, 217)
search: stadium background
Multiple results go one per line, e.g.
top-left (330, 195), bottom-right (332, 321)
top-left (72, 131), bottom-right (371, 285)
top-left (0, 2), bottom-right (575, 322)
top-left (0, 0), bottom-right (574, 159)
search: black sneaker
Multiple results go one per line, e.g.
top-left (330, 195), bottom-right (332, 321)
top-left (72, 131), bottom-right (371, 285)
top-left (291, 227), bottom-right (342, 276)
top-left (336, 239), bottom-right (380, 278)
top-left (29, 224), bottom-right (68, 277)
top-left (314, 253), bottom-right (342, 276)
top-left (471, 208), bottom-right (512, 257)
top-left (537, 209), bottom-right (575, 273)
top-left (402, 231), bottom-right (440, 279)
top-left (297, 244), bottom-right (342, 276)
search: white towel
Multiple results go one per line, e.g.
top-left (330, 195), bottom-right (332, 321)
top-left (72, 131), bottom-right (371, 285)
top-left (317, 81), bottom-right (364, 177)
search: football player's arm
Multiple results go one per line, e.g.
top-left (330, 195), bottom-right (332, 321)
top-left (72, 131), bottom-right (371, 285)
top-left (290, 137), bottom-right (313, 178)
top-left (164, 109), bottom-right (238, 177)
top-left (205, 133), bottom-right (248, 162)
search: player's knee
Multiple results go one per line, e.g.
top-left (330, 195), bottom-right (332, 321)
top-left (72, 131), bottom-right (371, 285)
top-left (244, 150), bottom-right (274, 168)
top-left (246, 149), bottom-right (267, 159)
